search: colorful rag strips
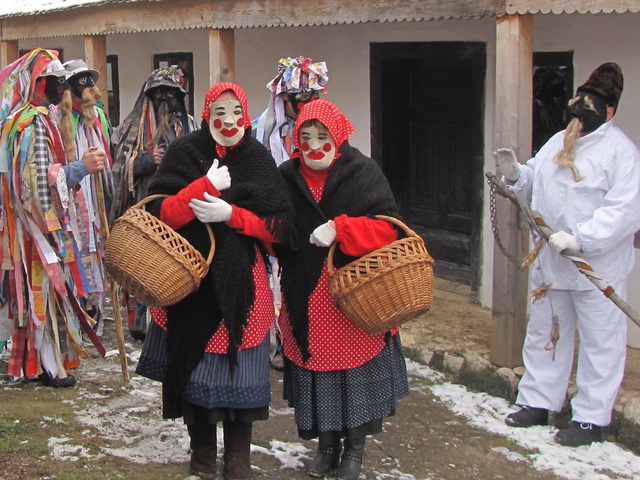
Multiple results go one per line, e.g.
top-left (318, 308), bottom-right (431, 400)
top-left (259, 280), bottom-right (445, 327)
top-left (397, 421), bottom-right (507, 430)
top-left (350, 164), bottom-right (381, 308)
top-left (0, 48), bottom-right (110, 379)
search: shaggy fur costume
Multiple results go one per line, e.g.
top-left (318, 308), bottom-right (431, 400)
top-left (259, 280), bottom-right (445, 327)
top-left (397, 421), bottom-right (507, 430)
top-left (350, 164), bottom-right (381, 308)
top-left (275, 142), bottom-right (399, 361)
top-left (148, 122), bottom-right (296, 418)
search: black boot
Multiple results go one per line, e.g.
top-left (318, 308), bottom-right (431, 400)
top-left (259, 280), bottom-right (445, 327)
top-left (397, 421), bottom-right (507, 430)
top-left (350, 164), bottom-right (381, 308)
top-left (187, 421), bottom-right (217, 480)
top-left (308, 431), bottom-right (342, 477)
top-left (555, 421), bottom-right (603, 447)
top-left (336, 434), bottom-right (365, 480)
top-left (505, 406), bottom-right (548, 427)
top-left (39, 371), bottom-right (77, 388)
top-left (223, 420), bottom-right (253, 480)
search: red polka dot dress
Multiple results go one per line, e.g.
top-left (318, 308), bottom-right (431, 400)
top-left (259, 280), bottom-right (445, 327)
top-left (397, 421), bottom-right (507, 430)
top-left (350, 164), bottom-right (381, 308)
top-left (276, 99), bottom-right (409, 437)
top-left (279, 183), bottom-right (387, 371)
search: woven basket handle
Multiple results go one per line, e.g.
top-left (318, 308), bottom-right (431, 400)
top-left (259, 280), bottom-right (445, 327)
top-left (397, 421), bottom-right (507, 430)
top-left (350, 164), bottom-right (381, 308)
top-left (131, 194), bottom-right (216, 266)
top-left (326, 214), bottom-right (417, 273)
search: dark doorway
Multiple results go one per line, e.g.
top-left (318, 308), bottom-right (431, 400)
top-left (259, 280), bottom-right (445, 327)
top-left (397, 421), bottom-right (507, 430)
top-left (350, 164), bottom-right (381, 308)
top-left (532, 51), bottom-right (573, 155)
top-left (370, 42), bottom-right (485, 291)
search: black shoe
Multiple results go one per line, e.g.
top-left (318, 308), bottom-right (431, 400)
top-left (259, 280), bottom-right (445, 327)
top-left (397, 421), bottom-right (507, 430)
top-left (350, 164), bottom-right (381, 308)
top-left (39, 371), bottom-right (77, 388)
top-left (336, 435), bottom-right (365, 480)
top-left (130, 330), bottom-right (146, 341)
top-left (505, 406), bottom-right (548, 427)
top-left (336, 450), bottom-right (364, 480)
top-left (308, 447), bottom-right (341, 477)
top-left (308, 431), bottom-right (341, 478)
top-left (270, 352), bottom-right (284, 371)
top-left (555, 421), bottom-right (602, 447)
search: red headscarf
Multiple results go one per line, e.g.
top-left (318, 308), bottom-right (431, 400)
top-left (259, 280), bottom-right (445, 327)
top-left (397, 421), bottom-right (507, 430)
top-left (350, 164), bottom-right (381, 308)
top-left (201, 81), bottom-right (251, 125)
top-left (201, 82), bottom-right (251, 157)
top-left (293, 99), bottom-right (354, 152)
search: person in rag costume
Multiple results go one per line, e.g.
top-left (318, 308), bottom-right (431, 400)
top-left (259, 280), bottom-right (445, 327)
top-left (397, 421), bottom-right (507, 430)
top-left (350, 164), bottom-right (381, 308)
top-left (110, 65), bottom-right (198, 341)
top-left (61, 58), bottom-right (115, 334)
top-left (275, 99), bottom-right (409, 480)
top-left (0, 48), bottom-right (108, 387)
top-left (252, 55), bottom-right (328, 371)
top-left (135, 82), bottom-right (295, 480)
top-left (495, 62), bottom-right (640, 447)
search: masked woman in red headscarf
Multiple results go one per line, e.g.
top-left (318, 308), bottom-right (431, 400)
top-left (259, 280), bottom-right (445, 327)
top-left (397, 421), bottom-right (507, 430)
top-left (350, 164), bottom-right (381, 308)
top-left (275, 99), bottom-right (409, 480)
top-left (136, 82), bottom-right (295, 480)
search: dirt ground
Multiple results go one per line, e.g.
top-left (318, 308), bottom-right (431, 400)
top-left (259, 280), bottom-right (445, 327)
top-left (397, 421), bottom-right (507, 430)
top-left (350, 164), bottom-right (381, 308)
top-left (0, 291), bottom-right (627, 480)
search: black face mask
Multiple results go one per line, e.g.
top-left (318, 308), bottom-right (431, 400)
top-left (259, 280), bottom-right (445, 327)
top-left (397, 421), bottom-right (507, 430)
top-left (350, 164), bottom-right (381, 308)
top-left (68, 73), bottom-right (95, 98)
top-left (44, 76), bottom-right (68, 105)
top-left (148, 87), bottom-right (182, 114)
top-left (286, 90), bottom-right (320, 115)
top-left (570, 91), bottom-right (609, 134)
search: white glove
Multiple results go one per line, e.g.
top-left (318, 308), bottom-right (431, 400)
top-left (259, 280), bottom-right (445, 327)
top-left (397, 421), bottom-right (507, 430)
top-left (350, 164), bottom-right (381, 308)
top-left (189, 192), bottom-right (232, 223)
top-left (206, 159), bottom-right (231, 191)
top-left (309, 220), bottom-right (337, 247)
top-left (493, 148), bottom-right (521, 183)
top-left (548, 231), bottom-right (581, 254)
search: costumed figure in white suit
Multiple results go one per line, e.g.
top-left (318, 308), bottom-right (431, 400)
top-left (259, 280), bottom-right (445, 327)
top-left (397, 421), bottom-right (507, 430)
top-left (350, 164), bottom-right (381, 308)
top-left (495, 62), bottom-right (640, 447)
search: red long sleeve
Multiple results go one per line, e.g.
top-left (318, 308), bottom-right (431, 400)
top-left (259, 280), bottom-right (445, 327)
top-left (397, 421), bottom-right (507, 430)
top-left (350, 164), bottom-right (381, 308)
top-left (227, 206), bottom-right (277, 254)
top-left (159, 177), bottom-right (220, 229)
top-left (334, 214), bottom-right (397, 257)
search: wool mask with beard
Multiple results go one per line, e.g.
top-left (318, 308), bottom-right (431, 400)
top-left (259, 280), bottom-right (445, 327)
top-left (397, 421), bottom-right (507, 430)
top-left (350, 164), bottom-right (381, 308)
top-left (569, 91), bottom-right (608, 134)
top-left (149, 87), bottom-right (182, 114)
top-left (208, 91), bottom-right (245, 147)
top-left (68, 72), bottom-right (95, 99)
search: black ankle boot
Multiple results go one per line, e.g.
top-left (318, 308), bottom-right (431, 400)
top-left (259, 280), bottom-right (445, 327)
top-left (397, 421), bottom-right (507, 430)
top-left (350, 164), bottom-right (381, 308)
top-left (505, 406), bottom-right (548, 427)
top-left (336, 434), bottom-right (365, 480)
top-left (187, 421), bottom-right (217, 480)
top-left (308, 431), bottom-right (341, 477)
top-left (555, 421), bottom-right (603, 447)
top-left (223, 420), bottom-right (253, 480)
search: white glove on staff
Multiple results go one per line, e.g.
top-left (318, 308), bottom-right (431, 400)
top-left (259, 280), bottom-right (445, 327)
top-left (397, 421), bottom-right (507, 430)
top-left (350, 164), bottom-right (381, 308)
top-left (493, 148), bottom-right (521, 183)
top-left (189, 192), bottom-right (232, 223)
top-left (310, 220), bottom-right (337, 247)
top-left (206, 159), bottom-right (231, 191)
top-left (549, 231), bottom-right (581, 254)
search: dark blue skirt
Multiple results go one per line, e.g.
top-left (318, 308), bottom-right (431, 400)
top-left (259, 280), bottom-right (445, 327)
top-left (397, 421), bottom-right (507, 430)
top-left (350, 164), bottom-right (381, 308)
top-left (136, 322), bottom-right (271, 410)
top-left (283, 333), bottom-right (409, 437)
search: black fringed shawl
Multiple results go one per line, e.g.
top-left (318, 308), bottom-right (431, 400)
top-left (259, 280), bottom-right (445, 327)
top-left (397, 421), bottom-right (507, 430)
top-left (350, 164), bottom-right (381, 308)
top-left (148, 122), bottom-right (296, 419)
top-left (274, 142), bottom-right (399, 362)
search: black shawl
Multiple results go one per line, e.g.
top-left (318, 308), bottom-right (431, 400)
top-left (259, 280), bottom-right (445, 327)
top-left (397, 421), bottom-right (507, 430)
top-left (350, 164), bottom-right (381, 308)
top-left (274, 142), bottom-right (399, 362)
top-left (148, 122), bottom-right (296, 418)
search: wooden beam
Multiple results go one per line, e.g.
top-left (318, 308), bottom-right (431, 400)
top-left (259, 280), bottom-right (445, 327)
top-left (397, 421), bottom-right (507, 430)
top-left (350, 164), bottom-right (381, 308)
top-left (0, 40), bottom-right (19, 69)
top-left (490, 13), bottom-right (533, 367)
top-left (0, 0), bottom-right (503, 40)
top-left (84, 35), bottom-right (108, 115)
top-left (208, 29), bottom-right (235, 86)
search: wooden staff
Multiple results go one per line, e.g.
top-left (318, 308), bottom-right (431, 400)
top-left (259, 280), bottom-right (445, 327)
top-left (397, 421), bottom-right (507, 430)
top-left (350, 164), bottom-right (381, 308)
top-left (486, 171), bottom-right (640, 328)
top-left (94, 155), bottom-right (130, 382)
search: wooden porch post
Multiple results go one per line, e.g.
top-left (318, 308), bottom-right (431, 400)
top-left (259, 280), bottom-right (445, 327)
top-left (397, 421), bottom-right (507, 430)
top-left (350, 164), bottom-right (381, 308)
top-left (84, 35), bottom-right (108, 115)
top-left (208, 29), bottom-right (235, 86)
top-left (1, 40), bottom-right (19, 69)
top-left (490, 14), bottom-right (533, 367)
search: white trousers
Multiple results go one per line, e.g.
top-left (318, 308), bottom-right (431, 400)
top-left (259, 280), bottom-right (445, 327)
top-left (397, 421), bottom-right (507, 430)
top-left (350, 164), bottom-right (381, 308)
top-left (516, 280), bottom-right (627, 426)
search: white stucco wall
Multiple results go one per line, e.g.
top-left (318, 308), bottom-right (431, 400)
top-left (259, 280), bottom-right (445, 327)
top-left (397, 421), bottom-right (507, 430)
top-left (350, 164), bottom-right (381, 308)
top-left (19, 13), bottom-right (640, 323)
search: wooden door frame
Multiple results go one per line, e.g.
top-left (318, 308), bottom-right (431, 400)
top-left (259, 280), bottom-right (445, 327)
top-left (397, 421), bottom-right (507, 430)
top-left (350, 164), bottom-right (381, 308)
top-left (370, 41), bottom-right (485, 296)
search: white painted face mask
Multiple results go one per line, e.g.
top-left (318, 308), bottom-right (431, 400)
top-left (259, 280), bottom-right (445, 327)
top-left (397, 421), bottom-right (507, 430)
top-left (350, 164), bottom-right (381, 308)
top-left (299, 122), bottom-right (336, 171)
top-left (208, 91), bottom-right (245, 147)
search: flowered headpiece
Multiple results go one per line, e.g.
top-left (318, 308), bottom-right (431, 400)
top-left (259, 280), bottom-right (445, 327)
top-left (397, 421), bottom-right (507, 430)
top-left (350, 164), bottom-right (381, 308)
top-left (266, 56), bottom-right (328, 95)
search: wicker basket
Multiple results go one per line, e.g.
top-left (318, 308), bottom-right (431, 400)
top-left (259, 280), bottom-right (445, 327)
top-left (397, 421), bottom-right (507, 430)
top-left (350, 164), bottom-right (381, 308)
top-left (105, 194), bottom-right (215, 307)
top-left (327, 215), bottom-right (434, 335)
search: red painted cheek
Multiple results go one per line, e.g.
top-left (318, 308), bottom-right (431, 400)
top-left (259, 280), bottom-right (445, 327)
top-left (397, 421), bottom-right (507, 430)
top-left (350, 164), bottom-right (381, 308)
top-left (213, 119), bottom-right (222, 128)
top-left (323, 143), bottom-right (332, 152)
top-left (237, 117), bottom-right (244, 127)
top-left (301, 142), bottom-right (310, 152)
